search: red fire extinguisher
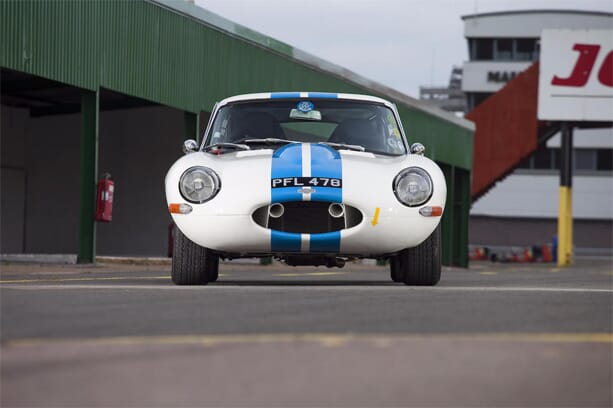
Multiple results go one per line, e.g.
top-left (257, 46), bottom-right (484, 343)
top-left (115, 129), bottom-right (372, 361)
top-left (95, 173), bottom-right (114, 222)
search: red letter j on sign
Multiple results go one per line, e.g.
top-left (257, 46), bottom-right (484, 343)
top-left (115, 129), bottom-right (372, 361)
top-left (551, 43), bottom-right (613, 87)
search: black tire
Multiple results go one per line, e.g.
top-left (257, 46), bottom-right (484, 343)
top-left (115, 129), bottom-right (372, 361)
top-left (398, 225), bottom-right (441, 286)
top-left (389, 257), bottom-right (403, 282)
top-left (172, 228), bottom-right (219, 285)
top-left (209, 257), bottom-right (220, 282)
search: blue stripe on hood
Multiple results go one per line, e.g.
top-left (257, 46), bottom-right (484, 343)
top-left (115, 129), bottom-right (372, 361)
top-left (271, 143), bottom-right (303, 203)
top-left (310, 144), bottom-right (342, 203)
top-left (270, 143), bottom-right (342, 253)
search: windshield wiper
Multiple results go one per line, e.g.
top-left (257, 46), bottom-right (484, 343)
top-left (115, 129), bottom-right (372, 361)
top-left (203, 142), bottom-right (250, 151)
top-left (318, 142), bottom-right (365, 152)
top-left (239, 138), bottom-right (298, 145)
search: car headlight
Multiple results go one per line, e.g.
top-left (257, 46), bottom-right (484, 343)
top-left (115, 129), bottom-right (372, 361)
top-left (179, 166), bottom-right (221, 204)
top-left (393, 167), bottom-right (433, 207)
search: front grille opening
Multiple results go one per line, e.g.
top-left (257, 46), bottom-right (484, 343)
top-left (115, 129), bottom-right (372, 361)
top-left (252, 202), bottom-right (363, 233)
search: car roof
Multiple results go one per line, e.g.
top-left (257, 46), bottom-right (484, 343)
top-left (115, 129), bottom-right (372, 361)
top-left (217, 92), bottom-right (396, 109)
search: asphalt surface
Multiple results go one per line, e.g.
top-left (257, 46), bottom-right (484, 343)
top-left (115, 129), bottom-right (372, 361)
top-left (1, 259), bottom-right (612, 407)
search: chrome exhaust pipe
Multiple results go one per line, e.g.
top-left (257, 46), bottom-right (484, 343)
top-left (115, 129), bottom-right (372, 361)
top-left (269, 203), bottom-right (285, 218)
top-left (328, 203), bottom-right (345, 218)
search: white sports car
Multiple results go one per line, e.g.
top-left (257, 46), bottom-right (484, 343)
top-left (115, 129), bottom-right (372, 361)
top-left (165, 92), bottom-right (446, 285)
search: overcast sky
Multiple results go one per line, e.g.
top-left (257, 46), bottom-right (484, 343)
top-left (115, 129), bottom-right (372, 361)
top-left (194, 0), bottom-right (612, 98)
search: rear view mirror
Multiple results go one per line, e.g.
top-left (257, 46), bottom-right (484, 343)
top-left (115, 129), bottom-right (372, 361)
top-left (290, 109), bottom-right (321, 121)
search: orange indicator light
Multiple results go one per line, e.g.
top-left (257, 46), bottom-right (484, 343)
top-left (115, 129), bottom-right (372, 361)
top-left (418, 206), bottom-right (443, 217)
top-left (168, 203), bottom-right (193, 214)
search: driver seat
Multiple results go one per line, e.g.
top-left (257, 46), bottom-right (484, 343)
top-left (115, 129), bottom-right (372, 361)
top-left (329, 118), bottom-right (383, 151)
top-left (230, 111), bottom-right (284, 141)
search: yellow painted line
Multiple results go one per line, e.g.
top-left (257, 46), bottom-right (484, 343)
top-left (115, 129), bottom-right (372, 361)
top-left (0, 276), bottom-right (170, 284)
top-left (371, 207), bottom-right (380, 226)
top-left (0, 273), bottom-right (230, 284)
top-left (6, 332), bottom-right (612, 348)
top-left (479, 272), bottom-right (498, 276)
top-left (306, 272), bottom-right (346, 276)
top-left (276, 272), bottom-right (346, 277)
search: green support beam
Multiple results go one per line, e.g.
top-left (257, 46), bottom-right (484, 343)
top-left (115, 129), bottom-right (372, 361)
top-left (440, 164), bottom-right (454, 266)
top-left (77, 88), bottom-right (99, 263)
top-left (439, 164), bottom-right (470, 267)
top-left (453, 167), bottom-right (470, 267)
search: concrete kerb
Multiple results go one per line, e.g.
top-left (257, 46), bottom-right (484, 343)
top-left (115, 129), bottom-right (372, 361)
top-left (96, 256), bottom-right (171, 266)
top-left (0, 254), bottom-right (78, 264)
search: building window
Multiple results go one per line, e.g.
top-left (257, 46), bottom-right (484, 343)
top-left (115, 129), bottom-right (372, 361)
top-left (474, 39), bottom-right (494, 60)
top-left (597, 149), bottom-right (613, 171)
top-left (575, 149), bottom-right (596, 171)
top-left (468, 37), bottom-right (540, 62)
top-left (516, 38), bottom-right (538, 61)
top-left (517, 147), bottom-right (612, 173)
top-left (466, 92), bottom-right (491, 111)
top-left (494, 39), bottom-right (513, 61)
top-left (533, 145), bottom-right (555, 169)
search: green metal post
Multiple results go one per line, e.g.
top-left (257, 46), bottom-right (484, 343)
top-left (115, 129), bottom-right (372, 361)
top-left (77, 88), bottom-right (99, 263)
top-left (440, 163), bottom-right (455, 266)
top-left (184, 111), bottom-right (200, 142)
top-left (453, 168), bottom-right (470, 267)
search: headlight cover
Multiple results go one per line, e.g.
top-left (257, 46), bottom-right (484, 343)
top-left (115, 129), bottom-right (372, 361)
top-left (179, 166), bottom-right (221, 204)
top-left (393, 167), bottom-right (433, 207)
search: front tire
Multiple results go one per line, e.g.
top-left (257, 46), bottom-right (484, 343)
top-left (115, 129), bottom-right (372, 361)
top-left (396, 225), bottom-right (441, 286)
top-left (172, 228), bottom-right (219, 285)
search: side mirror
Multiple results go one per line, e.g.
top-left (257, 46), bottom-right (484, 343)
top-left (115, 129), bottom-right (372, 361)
top-left (182, 139), bottom-right (199, 154)
top-left (410, 142), bottom-right (425, 155)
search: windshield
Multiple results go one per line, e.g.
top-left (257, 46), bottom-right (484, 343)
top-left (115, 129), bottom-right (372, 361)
top-left (204, 99), bottom-right (406, 155)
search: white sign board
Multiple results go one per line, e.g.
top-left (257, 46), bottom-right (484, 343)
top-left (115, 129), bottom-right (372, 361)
top-left (538, 29), bottom-right (613, 121)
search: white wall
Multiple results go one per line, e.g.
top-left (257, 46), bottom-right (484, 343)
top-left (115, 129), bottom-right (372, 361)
top-left (462, 61), bottom-right (531, 92)
top-left (471, 173), bottom-right (613, 219)
top-left (547, 127), bottom-right (613, 148)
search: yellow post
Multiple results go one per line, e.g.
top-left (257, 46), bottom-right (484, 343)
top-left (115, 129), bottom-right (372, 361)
top-left (557, 124), bottom-right (573, 266)
top-left (557, 186), bottom-right (573, 266)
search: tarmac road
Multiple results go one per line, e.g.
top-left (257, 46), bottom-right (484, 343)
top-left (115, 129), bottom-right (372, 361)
top-left (1, 259), bottom-right (612, 407)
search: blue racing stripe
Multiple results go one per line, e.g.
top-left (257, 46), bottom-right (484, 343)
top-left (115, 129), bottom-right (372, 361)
top-left (308, 92), bottom-right (338, 99)
top-left (271, 92), bottom-right (301, 99)
top-left (270, 143), bottom-right (343, 254)
top-left (310, 231), bottom-right (341, 253)
top-left (271, 230), bottom-right (302, 252)
top-left (310, 144), bottom-right (342, 203)
top-left (271, 144), bottom-right (303, 203)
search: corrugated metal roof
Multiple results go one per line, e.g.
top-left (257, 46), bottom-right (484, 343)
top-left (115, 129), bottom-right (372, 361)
top-left (151, 0), bottom-right (474, 132)
top-left (0, 0), bottom-right (473, 169)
